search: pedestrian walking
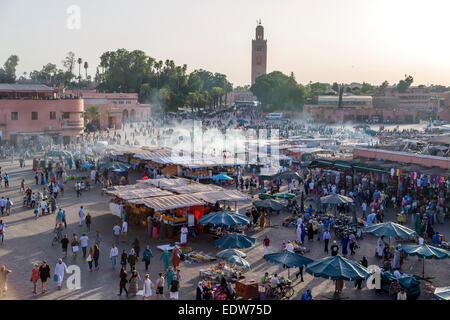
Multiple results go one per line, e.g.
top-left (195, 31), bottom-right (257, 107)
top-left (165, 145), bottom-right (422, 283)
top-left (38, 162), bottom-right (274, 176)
top-left (39, 260), bottom-right (50, 293)
top-left (86, 247), bottom-right (94, 271)
top-left (110, 244), bottom-right (119, 269)
top-left (5, 198), bottom-right (12, 216)
top-left (169, 272), bottom-right (180, 300)
top-left (263, 235), bottom-right (270, 256)
top-left (71, 234), bottom-right (79, 259)
top-left (127, 266), bottom-right (140, 297)
top-left (30, 263), bottom-right (40, 295)
top-left (166, 266), bottom-right (174, 291)
top-left (0, 265), bottom-right (12, 296)
top-left (127, 248), bottom-right (137, 270)
top-left (160, 248), bottom-right (170, 270)
top-left (155, 272), bottom-right (166, 300)
top-left (121, 220), bottom-right (128, 243)
top-left (61, 234), bottom-right (69, 259)
top-left (349, 232), bottom-right (357, 255)
top-left (142, 274), bottom-right (153, 300)
top-left (0, 220), bottom-right (6, 245)
top-left (172, 246), bottom-right (180, 269)
top-left (331, 240), bottom-right (339, 256)
top-left (94, 231), bottom-right (102, 246)
top-left (62, 210), bottom-right (67, 229)
top-left (0, 197), bottom-right (5, 216)
top-left (323, 229), bottom-right (330, 253)
top-left (118, 267), bottom-right (128, 297)
top-left (79, 233), bottom-right (89, 258)
top-left (142, 245), bottom-right (153, 271)
top-left (85, 212), bottom-right (92, 232)
top-left (78, 206), bottom-right (84, 226)
top-left (93, 244), bottom-right (100, 270)
top-left (120, 250), bottom-right (128, 269)
top-left (113, 223), bottom-right (121, 244)
top-left (54, 259), bottom-right (69, 290)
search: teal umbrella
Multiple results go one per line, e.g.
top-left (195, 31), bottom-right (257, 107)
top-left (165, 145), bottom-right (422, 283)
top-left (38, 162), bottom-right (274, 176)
top-left (273, 193), bottom-right (296, 199)
top-left (364, 222), bottom-right (416, 239)
top-left (398, 244), bottom-right (450, 260)
top-left (197, 210), bottom-right (250, 227)
top-left (265, 251), bottom-right (314, 268)
top-left (216, 249), bottom-right (247, 259)
top-left (46, 150), bottom-right (72, 158)
top-left (258, 193), bottom-right (276, 200)
top-left (398, 244), bottom-right (450, 279)
top-left (211, 173), bottom-right (233, 181)
top-left (305, 255), bottom-right (370, 281)
top-left (97, 162), bottom-right (130, 171)
top-left (253, 199), bottom-right (285, 211)
top-left (320, 194), bottom-right (354, 205)
top-left (434, 287), bottom-right (450, 300)
top-left (215, 233), bottom-right (256, 249)
top-left (226, 255), bottom-right (251, 269)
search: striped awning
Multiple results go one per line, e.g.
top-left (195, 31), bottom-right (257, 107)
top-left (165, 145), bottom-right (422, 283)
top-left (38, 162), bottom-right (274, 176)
top-left (129, 194), bottom-right (204, 211)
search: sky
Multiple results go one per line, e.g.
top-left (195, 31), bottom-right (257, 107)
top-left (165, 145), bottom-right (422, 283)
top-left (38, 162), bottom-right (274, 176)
top-left (1, 0), bottom-right (450, 87)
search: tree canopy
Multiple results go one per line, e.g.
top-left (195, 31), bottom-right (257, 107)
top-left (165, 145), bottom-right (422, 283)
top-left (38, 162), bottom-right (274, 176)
top-left (0, 55), bottom-right (19, 83)
top-left (250, 71), bottom-right (308, 112)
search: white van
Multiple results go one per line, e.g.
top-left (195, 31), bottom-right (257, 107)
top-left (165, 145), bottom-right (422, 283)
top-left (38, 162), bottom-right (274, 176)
top-left (266, 113), bottom-right (283, 120)
top-left (92, 141), bottom-right (108, 154)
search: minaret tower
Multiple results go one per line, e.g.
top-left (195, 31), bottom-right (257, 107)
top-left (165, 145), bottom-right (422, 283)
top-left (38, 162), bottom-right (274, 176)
top-left (251, 20), bottom-right (267, 84)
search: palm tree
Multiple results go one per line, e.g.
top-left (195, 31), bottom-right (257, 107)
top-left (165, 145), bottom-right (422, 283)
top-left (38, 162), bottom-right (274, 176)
top-left (77, 58), bottom-right (82, 83)
top-left (186, 92), bottom-right (198, 113)
top-left (155, 60), bottom-right (163, 89)
top-left (83, 105), bottom-right (100, 126)
top-left (83, 61), bottom-right (89, 80)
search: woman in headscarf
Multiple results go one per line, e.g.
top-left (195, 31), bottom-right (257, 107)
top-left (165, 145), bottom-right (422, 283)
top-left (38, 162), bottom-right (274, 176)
top-left (307, 221), bottom-right (314, 241)
top-left (160, 248), bottom-right (170, 270)
top-left (196, 281), bottom-right (204, 300)
top-left (172, 246), bottom-right (180, 269)
top-left (341, 232), bottom-right (349, 256)
top-left (300, 223), bottom-right (306, 243)
top-left (376, 236), bottom-right (385, 258)
top-left (127, 266), bottom-right (140, 297)
top-left (166, 266), bottom-right (174, 291)
top-left (392, 245), bottom-right (401, 270)
top-left (296, 224), bottom-right (303, 244)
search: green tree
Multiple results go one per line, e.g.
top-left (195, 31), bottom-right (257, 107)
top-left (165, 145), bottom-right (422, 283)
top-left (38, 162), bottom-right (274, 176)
top-left (62, 51), bottom-right (76, 86)
top-left (0, 55), bottom-right (19, 83)
top-left (250, 71), bottom-right (308, 112)
top-left (77, 57), bottom-right (82, 83)
top-left (380, 80), bottom-right (389, 88)
top-left (83, 61), bottom-right (89, 80)
top-left (360, 82), bottom-right (374, 95)
top-left (139, 83), bottom-right (152, 103)
top-left (396, 75), bottom-right (414, 93)
top-left (83, 105), bottom-right (100, 123)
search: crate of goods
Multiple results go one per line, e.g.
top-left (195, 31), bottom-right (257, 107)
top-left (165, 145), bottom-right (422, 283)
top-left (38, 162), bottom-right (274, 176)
top-left (235, 279), bottom-right (259, 299)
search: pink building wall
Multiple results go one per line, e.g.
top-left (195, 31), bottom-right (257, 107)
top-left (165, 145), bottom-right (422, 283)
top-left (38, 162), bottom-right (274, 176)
top-left (304, 106), bottom-right (416, 123)
top-left (353, 147), bottom-right (450, 169)
top-left (0, 99), bottom-right (84, 144)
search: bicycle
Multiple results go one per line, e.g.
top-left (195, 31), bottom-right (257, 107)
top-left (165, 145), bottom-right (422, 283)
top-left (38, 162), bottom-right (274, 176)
top-left (268, 280), bottom-right (295, 299)
top-left (51, 230), bottom-right (62, 246)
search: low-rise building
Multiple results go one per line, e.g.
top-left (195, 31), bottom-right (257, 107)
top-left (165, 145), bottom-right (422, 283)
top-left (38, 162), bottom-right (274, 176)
top-left (67, 90), bottom-right (151, 129)
top-left (0, 84), bottom-right (84, 146)
top-left (304, 95), bottom-right (417, 123)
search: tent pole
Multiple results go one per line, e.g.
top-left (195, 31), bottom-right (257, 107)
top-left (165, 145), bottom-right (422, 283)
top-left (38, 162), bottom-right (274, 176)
top-left (422, 259), bottom-right (425, 278)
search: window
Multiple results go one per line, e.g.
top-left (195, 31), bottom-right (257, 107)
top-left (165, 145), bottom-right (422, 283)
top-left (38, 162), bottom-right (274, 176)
top-left (32, 112), bottom-right (38, 120)
top-left (50, 111), bottom-right (56, 120)
top-left (62, 112), bottom-right (70, 119)
top-left (11, 112), bottom-right (18, 120)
